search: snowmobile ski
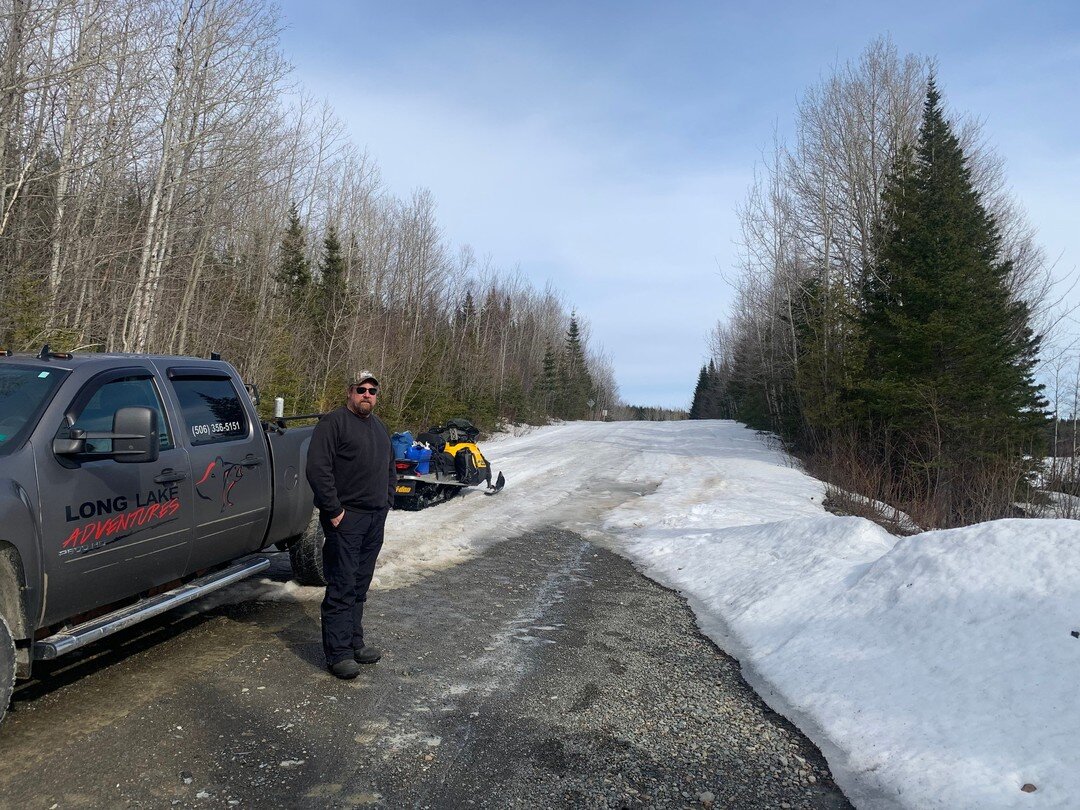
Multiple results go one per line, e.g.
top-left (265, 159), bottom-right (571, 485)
top-left (484, 471), bottom-right (506, 495)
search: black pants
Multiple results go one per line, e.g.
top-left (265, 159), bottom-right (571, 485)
top-left (320, 508), bottom-right (387, 666)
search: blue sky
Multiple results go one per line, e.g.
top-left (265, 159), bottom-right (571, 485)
top-left (275, 1), bottom-right (1080, 409)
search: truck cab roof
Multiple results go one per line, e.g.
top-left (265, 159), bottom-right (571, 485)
top-left (0, 350), bottom-right (234, 375)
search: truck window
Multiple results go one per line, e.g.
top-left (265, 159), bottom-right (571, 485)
top-left (0, 365), bottom-right (68, 455)
top-left (68, 376), bottom-right (173, 454)
top-left (170, 377), bottom-right (248, 445)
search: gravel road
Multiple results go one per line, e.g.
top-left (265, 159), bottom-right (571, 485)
top-left (0, 529), bottom-right (850, 808)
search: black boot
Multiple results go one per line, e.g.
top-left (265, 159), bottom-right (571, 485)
top-left (354, 645), bottom-right (382, 664)
top-left (329, 659), bottom-right (360, 679)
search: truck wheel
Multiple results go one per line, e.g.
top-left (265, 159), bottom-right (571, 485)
top-left (289, 518), bottom-right (326, 587)
top-left (0, 613), bottom-right (14, 728)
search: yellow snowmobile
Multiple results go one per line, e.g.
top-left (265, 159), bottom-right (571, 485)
top-left (392, 419), bottom-right (505, 510)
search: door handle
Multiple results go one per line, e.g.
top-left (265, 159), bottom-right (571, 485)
top-left (240, 455), bottom-right (263, 468)
top-left (154, 468), bottom-right (189, 484)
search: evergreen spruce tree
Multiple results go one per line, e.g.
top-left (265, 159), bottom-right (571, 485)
top-left (689, 365), bottom-right (709, 419)
top-left (277, 203), bottom-right (310, 303)
top-left (861, 78), bottom-right (1046, 524)
top-left (561, 315), bottom-right (594, 420)
top-left (317, 224), bottom-right (345, 315)
top-left (705, 360), bottom-right (723, 418)
top-left (539, 343), bottom-right (560, 418)
top-left (457, 291), bottom-right (475, 325)
top-left (712, 358), bottom-right (735, 419)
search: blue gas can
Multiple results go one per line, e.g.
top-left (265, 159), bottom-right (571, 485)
top-left (405, 443), bottom-right (432, 474)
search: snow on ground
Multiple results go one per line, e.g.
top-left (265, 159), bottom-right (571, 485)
top-left (231, 419), bottom-right (1080, 809)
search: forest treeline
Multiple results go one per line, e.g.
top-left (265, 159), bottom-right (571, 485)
top-left (0, 0), bottom-right (619, 432)
top-left (693, 39), bottom-right (1076, 528)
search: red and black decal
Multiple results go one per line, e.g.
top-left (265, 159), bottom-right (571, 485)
top-left (195, 456), bottom-right (245, 511)
top-left (60, 498), bottom-right (182, 554)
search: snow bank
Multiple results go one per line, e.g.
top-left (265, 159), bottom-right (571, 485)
top-left (601, 422), bottom-right (1080, 809)
top-left (752, 519), bottom-right (1080, 809)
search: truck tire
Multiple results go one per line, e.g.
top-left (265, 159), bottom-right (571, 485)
top-left (0, 613), bottom-right (14, 728)
top-left (289, 519), bottom-right (326, 587)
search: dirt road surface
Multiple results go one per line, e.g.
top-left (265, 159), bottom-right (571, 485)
top-left (0, 530), bottom-right (850, 809)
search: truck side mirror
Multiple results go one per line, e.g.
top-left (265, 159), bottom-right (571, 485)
top-left (52, 426), bottom-right (86, 455)
top-left (112, 406), bottom-right (159, 463)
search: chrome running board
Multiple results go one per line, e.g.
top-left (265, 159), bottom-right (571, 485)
top-left (34, 556), bottom-right (271, 660)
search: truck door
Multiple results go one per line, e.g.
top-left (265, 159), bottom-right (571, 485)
top-left (38, 369), bottom-right (194, 624)
top-left (164, 370), bottom-right (271, 573)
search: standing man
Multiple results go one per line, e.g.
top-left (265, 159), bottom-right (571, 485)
top-left (306, 371), bottom-right (396, 679)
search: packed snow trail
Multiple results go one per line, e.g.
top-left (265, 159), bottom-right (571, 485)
top-left (233, 419), bottom-right (1079, 809)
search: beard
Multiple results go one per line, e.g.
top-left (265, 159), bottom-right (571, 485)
top-left (357, 400), bottom-right (374, 416)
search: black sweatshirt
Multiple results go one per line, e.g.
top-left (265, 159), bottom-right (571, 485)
top-left (306, 406), bottom-right (396, 516)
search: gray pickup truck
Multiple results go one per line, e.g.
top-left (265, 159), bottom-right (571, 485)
top-left (0, 347), bottom-right (326, 726)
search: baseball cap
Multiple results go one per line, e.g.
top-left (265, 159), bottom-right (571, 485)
top-left (353, 370), bottom-right (379, 386)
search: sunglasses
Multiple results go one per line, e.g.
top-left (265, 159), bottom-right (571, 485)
top-left (353, 385), bottom-right (378, 395)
